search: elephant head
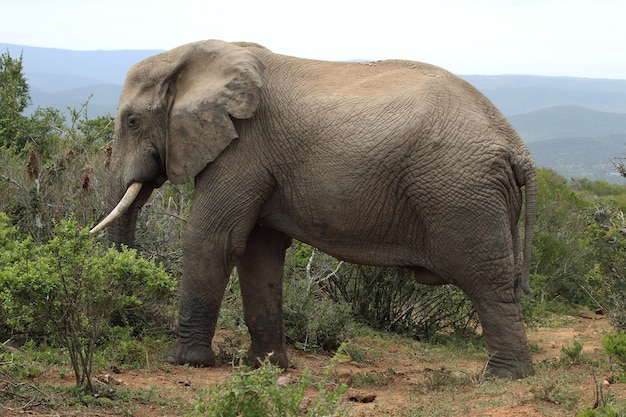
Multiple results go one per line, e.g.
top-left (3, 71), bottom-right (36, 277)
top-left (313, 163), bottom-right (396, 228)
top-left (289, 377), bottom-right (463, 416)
top-left (92, 40), bottom-right (265, 244)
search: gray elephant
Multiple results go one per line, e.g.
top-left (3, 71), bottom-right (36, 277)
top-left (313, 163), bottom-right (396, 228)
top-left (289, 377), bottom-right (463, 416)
top-left (92, 40), bottom-right (537, 379)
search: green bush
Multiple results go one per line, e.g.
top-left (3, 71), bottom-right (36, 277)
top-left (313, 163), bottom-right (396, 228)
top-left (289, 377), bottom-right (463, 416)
top-left (586, 202), bottom-right (626, 329)
top-left (531, 169), bottom-right (593, 307)
top-left (560, 339), bottom-right (584, 365)
top-left (320, 263), bottom-right (477, 340)
top-left (282, 241), bottom-right (479, 342)
top-left (604, 331), bottom-right (626, 381)
top-left (577, 407), bottom-right (625, 417)
top-left (0, 216), bottom-right (176, 391)
top-left (281, 243), bottom-right (354, 351)
top-left (187, 358), bottom-right (348, 417)
top-left (283, 274), bottom-right (353, 351)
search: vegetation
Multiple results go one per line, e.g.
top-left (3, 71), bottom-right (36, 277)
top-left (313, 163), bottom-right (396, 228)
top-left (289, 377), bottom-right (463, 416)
top-left (188, 356), bottom-right (348, 417)
top-left (604, 331), bottom-right (626, 381)
top-left (2, 50), bottom-right (626, 415)
top-left (0, 50), bottom-right (30, 150)
top-left (0, 216), bottom-right (176, 392)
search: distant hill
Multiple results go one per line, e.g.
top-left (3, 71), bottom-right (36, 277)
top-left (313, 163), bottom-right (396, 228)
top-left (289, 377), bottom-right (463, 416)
top-left (505, 105), bottom-right (626, 180)
top-left (3, 43), bottom-right (626, 182)
top-left (527, 135), bottom-right (626, 179)
top-left (1, 43), bottom-right (162, 116)
top-left (0, 43), bottom-right (162, 90)
top-left (462, 75), bottom-right (626, 115)
top-left (32, 84), bottom-right (122, 116)
top-left (508, 105), bottom-right (626, 142)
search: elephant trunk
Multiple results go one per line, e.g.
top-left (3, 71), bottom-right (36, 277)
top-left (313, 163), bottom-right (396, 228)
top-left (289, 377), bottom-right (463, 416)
top-left (106, 203), bottom-right (141, 249)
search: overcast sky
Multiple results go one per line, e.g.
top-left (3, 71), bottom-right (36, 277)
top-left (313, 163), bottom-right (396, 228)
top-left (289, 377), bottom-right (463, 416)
top-left (3, 0), bottom-right (625, 79)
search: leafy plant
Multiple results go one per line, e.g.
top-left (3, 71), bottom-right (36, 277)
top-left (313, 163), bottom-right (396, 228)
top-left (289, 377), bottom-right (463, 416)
top-left (577, 406), bottom-right (625, 417)
top-left (421, 367), bottom-right (474, 393)
top-left (604, 331), bottom-right (626, 381)
top-left (352, 370), bottom-right (391, 388)
top-left (320, 262), bottom-right (477, 340)
top-left (187, 357), bottom-right (348, 417)
top-left (586, 202), bottom-right (626, 329)
top-left (0, 50), bottom-right (31, 151)
top-left (561, 339), bottom-right (584, 365)
top-left (0, 217), bottom-right (176, 392)
top-left (531, 382), bottom-right (579, 409)
top-left (531, 169), bottom-right (593, 306)
top-left (283, 272), bottom-right (353, 351)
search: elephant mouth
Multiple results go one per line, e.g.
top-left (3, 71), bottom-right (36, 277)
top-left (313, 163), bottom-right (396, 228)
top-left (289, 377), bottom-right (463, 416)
top-left (90, 182), bottom-right (143, 233)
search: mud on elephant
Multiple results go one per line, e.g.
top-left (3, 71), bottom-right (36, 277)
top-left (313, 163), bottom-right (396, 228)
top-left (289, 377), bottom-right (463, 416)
top-left (92, 40), bottom-right (537, 379)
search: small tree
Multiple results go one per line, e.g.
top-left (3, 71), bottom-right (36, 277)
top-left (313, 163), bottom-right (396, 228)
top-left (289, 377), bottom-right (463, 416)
top-left (0, 50), bottom-right (31, 150)
top-left (531, 168), bottom-right (593, 306)
top-left (0, 216), bottom-right (177, 392)
top-left (586, 202), bottom-right (626, 329)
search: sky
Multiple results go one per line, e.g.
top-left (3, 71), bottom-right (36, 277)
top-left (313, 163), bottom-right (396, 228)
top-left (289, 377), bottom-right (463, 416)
top-left (2, 0), bottom-right (626, 79)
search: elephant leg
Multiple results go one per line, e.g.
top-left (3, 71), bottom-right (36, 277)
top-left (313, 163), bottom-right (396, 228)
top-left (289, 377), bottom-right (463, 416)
top-left (464, 271), bottom-right (534, 379)
top-left (165, 226), bottom-right (233, 367)
top-left (237, 226), bottom-right (291, 368)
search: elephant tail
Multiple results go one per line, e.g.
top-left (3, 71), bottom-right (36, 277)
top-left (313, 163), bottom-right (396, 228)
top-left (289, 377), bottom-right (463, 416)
top-left (519, 160), bottom-right (537, 295)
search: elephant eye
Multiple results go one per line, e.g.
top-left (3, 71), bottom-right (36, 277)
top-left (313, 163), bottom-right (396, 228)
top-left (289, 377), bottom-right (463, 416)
top-left (128, 115), bottom-right (140, 130)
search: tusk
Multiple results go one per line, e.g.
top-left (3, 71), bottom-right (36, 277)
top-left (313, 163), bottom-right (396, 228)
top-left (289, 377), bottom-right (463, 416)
top-left (90, 182), bottom-right (143, 233)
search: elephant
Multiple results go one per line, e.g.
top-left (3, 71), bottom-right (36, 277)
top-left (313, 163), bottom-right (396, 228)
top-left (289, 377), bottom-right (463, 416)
top-left (91, 39), bottom-right (537, 379)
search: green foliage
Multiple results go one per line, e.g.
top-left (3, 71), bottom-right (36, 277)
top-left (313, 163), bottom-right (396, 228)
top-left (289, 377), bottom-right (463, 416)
top-left (282, 243), bottom-right (354, 351)
top-left (421, 367), bottom-right (474, 393)
top-left (0, 104), bottom-right (109, 244)
top-left (560, 339), bottom-right (584, 365)
top-left (0, 51), bottom-right (68, 156)
top-left (585, 202), bottom-right (626, 329)
top-left (604, 331), bottom-right (626, 380)
top-left (0, 217), bottom-right (176, 392)
top-left (0, 50), bottom-right (31, 150)
top-left (284, 241), bottom-right (478, 343)
top-left (531, 382), bottom-right (579, 410)
top-left (351, 370), bottom-right (391, 387)
top-left (187, 357), bottom-right (348, 417)
top-left (531, 168), bottom-right (593, 306)
top-left (283, 272), bottom-right (353, 351)
top-left (320, 263), bottom-right (477, 340)
top-left (131, 183), bottom-right (191, 278)
top-left (577, 407), bottom-right (626, 417)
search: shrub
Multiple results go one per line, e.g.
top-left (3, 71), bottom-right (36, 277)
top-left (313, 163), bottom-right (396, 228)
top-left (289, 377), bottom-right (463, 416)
top-left (187, 358), bottom-right (348, 417)
top-left (577, 406), bottom-right (626, 417)
top-left (561, 339), bottom-right (584, 365)
top-left (586, 202), bottom-right (626, 329)
top-left (604, 331), bottom-right (626, 381)
top-left (0, 216), bottom-right (176, 392)
top-left (282, 244), bottom-right (354, 351)
top-left (283, 274), bottom-right (353, 351)
top-left (283, 241), bottom-right (478, 342)
top-left (320, 263), bottom-right (477, 340)
top-left (531, 169), bottom-right (593, 306)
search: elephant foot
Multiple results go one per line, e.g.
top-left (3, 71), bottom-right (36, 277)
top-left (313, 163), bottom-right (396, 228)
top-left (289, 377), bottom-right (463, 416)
top-left (165, 340), bottom-right (215, 367)
top-left (247, 346), bottom-right (289, 369)
top-left (481, 355), bottom-right (535, 380)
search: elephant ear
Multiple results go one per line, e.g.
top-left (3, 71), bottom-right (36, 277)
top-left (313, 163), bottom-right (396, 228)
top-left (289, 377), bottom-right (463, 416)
top-left (164, 40), bottom-right (265, 184)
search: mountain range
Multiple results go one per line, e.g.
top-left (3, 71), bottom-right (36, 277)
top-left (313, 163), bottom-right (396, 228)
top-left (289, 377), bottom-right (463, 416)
top-left (3, 42), bottom-right (626, 182)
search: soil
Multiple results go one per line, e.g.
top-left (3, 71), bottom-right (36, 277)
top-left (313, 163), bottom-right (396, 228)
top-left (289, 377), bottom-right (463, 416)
top-left (3, 312), bottom-right (625, 416)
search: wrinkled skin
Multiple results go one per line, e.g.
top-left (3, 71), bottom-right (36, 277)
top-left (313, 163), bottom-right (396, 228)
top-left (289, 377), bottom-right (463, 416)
top-left (101, 40), bottom-right (537, 379)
